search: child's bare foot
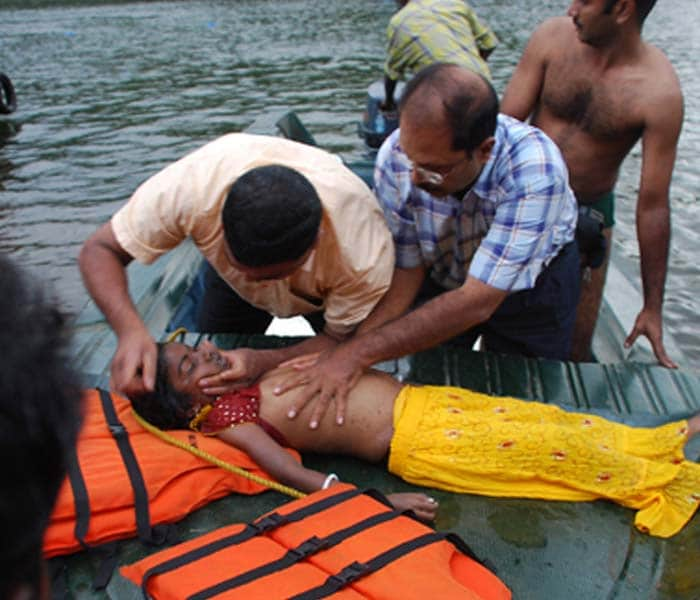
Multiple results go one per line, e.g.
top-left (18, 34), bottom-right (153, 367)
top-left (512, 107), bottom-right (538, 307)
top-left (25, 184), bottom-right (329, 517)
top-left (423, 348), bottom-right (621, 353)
top-left (687, 413), bottom-right (700, 438)
top-left (387, 492), bottom-right (439, 521)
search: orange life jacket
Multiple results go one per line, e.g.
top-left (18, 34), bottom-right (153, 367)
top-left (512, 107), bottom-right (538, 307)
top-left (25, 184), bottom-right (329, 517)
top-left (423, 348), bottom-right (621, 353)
top-left (44, 388), bottom-right (299, 558)
top-left (122, 484), bottom-right (512, 600)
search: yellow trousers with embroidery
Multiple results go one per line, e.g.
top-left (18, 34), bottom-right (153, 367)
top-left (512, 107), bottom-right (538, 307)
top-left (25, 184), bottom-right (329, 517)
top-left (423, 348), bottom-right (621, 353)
top-left (388, 385), bottom-right (700, 538)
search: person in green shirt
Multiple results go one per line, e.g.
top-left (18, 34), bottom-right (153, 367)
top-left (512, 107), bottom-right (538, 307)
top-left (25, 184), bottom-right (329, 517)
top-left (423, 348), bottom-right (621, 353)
top-left (382, 0), bottom-right (498, 110)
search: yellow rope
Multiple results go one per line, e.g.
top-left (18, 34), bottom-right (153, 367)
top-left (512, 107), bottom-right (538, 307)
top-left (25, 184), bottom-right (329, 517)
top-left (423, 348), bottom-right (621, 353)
top-left (188, 404), bottom-right (213, 431)
top-left (165, 327), bottom-right (189, 343)
top-left (131, 409), bottom-right (307, 500)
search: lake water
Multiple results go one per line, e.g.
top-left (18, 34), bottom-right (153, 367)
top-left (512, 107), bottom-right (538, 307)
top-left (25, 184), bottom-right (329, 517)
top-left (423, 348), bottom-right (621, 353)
top-left (1, 0), bottom-right (698, 364)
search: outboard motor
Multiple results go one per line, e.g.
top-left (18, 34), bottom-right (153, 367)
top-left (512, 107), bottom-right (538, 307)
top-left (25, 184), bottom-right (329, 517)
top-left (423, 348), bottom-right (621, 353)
top-left (358, 80), bottom-right (405, 150)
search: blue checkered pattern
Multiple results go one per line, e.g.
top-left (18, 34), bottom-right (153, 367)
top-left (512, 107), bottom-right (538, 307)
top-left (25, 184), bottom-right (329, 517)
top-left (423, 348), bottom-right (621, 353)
top-left (374, 115), bottom-right (577, 292)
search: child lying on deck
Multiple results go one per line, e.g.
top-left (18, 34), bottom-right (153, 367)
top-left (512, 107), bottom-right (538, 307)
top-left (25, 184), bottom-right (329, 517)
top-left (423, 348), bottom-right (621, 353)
top-left (129, 341), bottom-right (700, 538)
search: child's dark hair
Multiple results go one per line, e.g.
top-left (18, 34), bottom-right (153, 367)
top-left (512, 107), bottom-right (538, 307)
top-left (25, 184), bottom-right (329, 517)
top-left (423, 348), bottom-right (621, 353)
top-left (129, 343), bottom-right (193, 430)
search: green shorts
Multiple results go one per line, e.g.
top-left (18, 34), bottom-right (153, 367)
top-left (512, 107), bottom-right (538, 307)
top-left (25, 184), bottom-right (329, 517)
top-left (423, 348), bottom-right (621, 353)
top-left (579, 191), bottom-right (615, 228)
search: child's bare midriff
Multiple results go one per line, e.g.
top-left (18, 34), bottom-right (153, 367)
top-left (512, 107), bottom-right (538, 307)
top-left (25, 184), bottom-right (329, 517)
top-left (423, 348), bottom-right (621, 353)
top-left (256, 367), bottom-right (403, 462)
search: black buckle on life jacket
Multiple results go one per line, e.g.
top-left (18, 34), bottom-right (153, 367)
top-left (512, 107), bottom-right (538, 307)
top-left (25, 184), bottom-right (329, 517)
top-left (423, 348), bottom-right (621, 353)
top-left (252, 512), bottom-right (285, 533)
top-left (107, 423), bottom-right (127, 438)
top-left (289, 536), bottom-right (329, 560)
top-left (329, 561), bottom-right (369, 586)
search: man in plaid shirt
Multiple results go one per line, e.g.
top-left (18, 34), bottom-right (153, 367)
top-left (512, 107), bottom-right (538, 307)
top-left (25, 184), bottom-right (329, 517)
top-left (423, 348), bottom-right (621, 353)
top-left (278, 64), bottom-right (580, 430)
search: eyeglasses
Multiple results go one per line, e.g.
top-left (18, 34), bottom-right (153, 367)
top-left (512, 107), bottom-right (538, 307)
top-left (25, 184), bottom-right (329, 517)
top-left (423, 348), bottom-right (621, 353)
top-left (397, 152), bottom-right (468, 186)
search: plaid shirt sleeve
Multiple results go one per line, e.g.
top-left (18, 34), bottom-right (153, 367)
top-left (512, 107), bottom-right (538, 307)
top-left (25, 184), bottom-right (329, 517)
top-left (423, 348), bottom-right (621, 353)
top-left (384, 16), bottom-right (413, 81)
top-left (468, 128), bottom-right (575, 292)
top-left (373, 133), bottom-right (424, 269)
top-left (465, 4), bottom-right (499, 53)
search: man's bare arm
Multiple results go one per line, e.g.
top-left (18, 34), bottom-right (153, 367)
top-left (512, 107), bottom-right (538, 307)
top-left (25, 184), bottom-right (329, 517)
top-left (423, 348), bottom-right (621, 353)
top-left (78, 222), bottom-right (156, 394)
top-left (382, 75), bottom-right (399, 111)
top-left (201, 264), bottom-right (412, 391)
top-left (479, 47), bottom-right (494, 61)
top-left (624, 79), bottom-right (683, 368)
top-left (345, 277), bottom-right (506, 369)
top-left (356, 265), bottom-right (425, 335)
top-left (199, 332), bottom-right (344, 395)
top-left (501, 18), bottom-right (559, 120)
top-left (279, 277), bottom-right (507, 428)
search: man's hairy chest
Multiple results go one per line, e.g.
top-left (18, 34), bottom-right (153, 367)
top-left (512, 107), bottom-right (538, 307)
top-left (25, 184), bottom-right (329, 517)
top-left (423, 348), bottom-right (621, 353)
top-left (540, 56), bottom-right (644, 143)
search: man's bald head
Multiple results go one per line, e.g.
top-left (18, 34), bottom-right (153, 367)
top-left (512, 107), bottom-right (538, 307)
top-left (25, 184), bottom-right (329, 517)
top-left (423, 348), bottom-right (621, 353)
top-left (399, 63), bottom-right (499, 155)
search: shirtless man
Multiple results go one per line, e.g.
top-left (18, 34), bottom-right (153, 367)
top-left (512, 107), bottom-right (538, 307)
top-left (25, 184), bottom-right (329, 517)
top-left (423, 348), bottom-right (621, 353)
top-left (501, 0), bottom-right (683, 366)
top-left (130, 340), bottom-right (700, 538)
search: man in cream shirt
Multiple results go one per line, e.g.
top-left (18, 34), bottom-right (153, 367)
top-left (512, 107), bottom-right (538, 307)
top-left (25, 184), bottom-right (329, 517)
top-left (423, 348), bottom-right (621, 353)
top-left (79, 134), bottom-right (394, 398)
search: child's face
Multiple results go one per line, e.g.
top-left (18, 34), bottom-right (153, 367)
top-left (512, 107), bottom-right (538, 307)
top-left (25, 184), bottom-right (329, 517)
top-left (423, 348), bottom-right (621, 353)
top-left (163, 341), bottom-right (230, 406)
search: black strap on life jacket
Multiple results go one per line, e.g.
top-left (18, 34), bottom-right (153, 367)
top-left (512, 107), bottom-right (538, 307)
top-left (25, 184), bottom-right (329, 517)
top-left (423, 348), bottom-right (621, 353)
top-left (56, 389), bottom-right (177, 591)
top-left (57, 392), bottom-right (121, 591)
top-left (65, 445), bottom-right (91, 550)
top-left (97, 389), bottom-right (179, 550)
top-left (97, 388), bottom-right (162, 546)
top-left (289, 531), bottom-right (446, 600)
top-left (141, 487), bottom-right (365, 596)
top-left (188, 508), bottom-right (403, 600)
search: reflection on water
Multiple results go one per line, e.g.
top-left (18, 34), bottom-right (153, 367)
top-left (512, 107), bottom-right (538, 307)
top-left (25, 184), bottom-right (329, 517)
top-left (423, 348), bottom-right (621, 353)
top-left (0, 0), bottom-right (698, 364)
